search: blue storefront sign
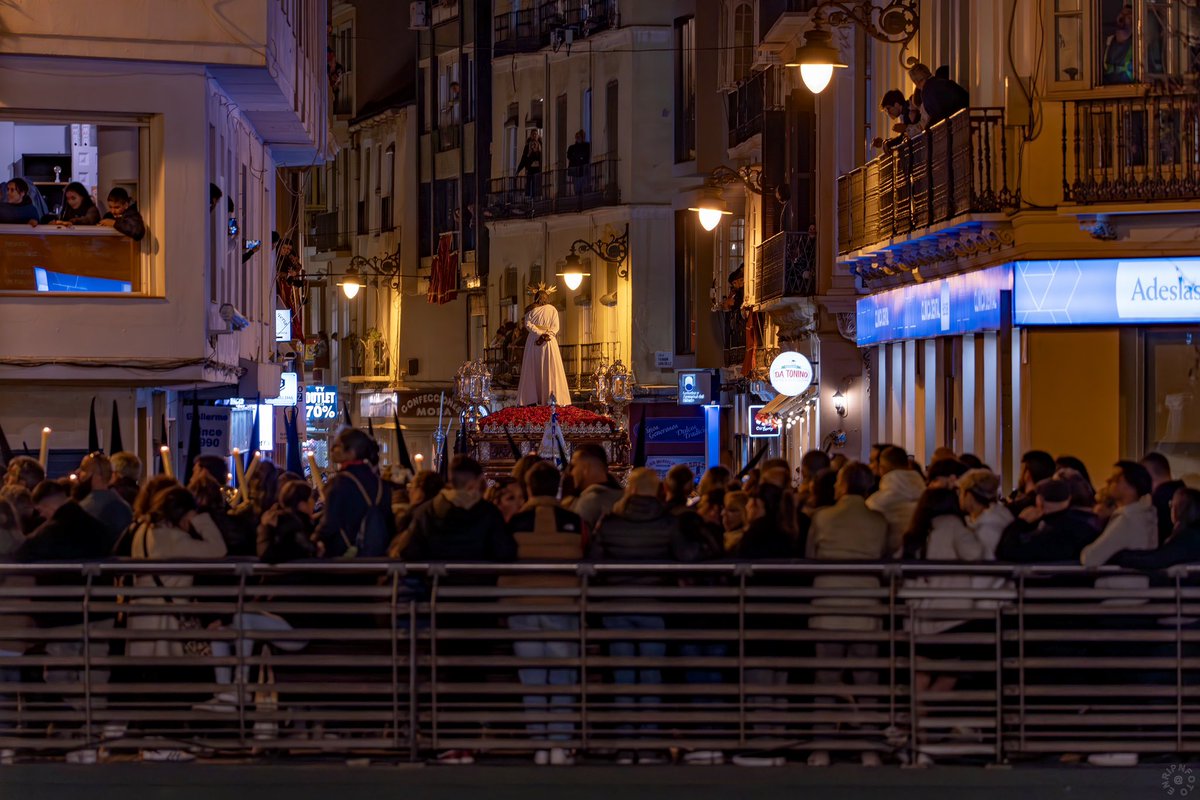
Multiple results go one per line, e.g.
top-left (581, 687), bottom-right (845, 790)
top-left (643, 417), bottom-right (706, 445)
top-left (857, 265), bottom-right (1012, 346)
top-left (1014, 257), bottom-right (1200, 325)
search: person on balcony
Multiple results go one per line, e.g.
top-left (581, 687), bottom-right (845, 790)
top-left (1102, 4), bottom-right (1135, 85)
top-left (872, 89), bottom-right (923, 151)
top-left (99, 187), bottom-right (146, 242)
top-left (1, 178), bottom-right (39, 225)
top-left (907, 63), bottom-right (969, 126)
top-left (516, 284), bottom-right (571, 407)
top-left (566, 130), bottom-right (591, 198)
top-left (40, 182), bottom-right (100, 227)
top-left (517, 128), bottom-right (543, 199)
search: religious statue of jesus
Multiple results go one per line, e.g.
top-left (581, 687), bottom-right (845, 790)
top-left (516, 283), bottom-right (571, 406)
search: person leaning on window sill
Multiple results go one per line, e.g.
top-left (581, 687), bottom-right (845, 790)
top-left (98, 186), bottom-right (145, 242)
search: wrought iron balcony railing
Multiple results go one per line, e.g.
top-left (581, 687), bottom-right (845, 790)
top-left (485, 340), bottom-right (618, 391)
top-left (755, 230), bottom-right (816, 304)
top-left (837, 108), bottom-right (1016, 255)
top-left (727, 66), bottom-right (784, 149)
top-left (1063, 92), bottom-right (1200, 204)
top-left (494, 0), bottom-right (617, 57)
top-left (485, 153), bottom-right (619, 220)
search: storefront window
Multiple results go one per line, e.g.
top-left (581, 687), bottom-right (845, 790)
top-left (1145, 329), bottom-right (1200, 478)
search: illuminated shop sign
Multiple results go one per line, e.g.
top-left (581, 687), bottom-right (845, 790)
top-left (1014, 258), bottom-right (1200, 325)
top-left (856, 265), bottom-right (1012, 346)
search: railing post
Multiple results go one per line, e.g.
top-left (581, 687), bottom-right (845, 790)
top-left (429, 570), bottom-right (440, 750)
top-left (235, 569), bottom-right (247, 745)
top-left (389, 568), bottom-right (400, 751)
top-left (1176, 571), bottom-right (1184, 752)
top-left (579, 565), bottom-right (590, 751)
top-left (82, 569), bottom-right (94, 744)
top-left (737, 569), bottom-right (746, 746)
top-left (408, 569), bottom-right (419, 763)
top-left (993, 604), bottom-right (1003, 764)
top-left (946, 115), bottom-right (957, 219)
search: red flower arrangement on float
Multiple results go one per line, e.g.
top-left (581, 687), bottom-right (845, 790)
top-left (481, 405), bottom-right (616, 436)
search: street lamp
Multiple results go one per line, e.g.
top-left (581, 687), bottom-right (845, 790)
top-left (338, 266), bottom-right (362, 299)
top-left (335, 249), bottom-right (412, 299)
top-left (786, 0), bottom-right (920, 94)
top-left (786, 25), bottom-right (847, 94)
top-left (556, 252), bottom-right (590, 291)
top-left (689, 165), bottom-right (765, 231)
top-left (564, 224), bottom-right (631, 281)
top-left (832, 387), bottom-right (848, 419)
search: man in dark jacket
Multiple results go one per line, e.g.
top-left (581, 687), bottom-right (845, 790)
top-left (19, 480), bottom-right (118, 561)
top-left (75, 453), bottom-right (133, 542)
top-left (99, 187), bottom-right (146, 241)
top-left (315, 428), bottom-right (395, 558)
top-left (1115, 487), bottom-right (1200, 570)
top-left (566, 130), bottom-right (591, 197)
top-left (1142, 452), bottom-right (1186, 546)
top-left (908, 63), bottom-right (969, 125)
top-left (508, 461), bottom-right (583, 537)
top-left (587, 468), bottom-right (688, 764)
top-left (401, 455), bottom-right (515, 563)
top-left (996, 478), bottom-right (1100, 562)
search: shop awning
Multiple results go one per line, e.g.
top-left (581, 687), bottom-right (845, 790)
top-left (757, 388), bottom-right (817, 422)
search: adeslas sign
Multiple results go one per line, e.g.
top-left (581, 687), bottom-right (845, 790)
top-left (1015, 258), bottom-right (1200, 325)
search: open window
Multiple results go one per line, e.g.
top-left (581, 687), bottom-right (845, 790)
top-left (0, 115), bottom-right (151, 295)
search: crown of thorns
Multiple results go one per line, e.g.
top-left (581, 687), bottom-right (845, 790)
top-left (526, 282), bottom-right (557, 296)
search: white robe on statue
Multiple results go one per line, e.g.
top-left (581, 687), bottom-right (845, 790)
top-left (517, 303), bottom-right (571, 406)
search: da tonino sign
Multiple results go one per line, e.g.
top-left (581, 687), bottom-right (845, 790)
top-left (1015, 258), bottom-right (1200, 325)
top-left (769, 351), bottom-right (814, 397)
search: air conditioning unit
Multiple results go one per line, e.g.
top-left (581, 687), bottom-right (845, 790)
top-left (410, 1), bottom-right (429, 30)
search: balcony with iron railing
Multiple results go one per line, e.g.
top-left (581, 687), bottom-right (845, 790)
top-left (311, 210), bottom-right (348, 253)
top-left (485, 340), bottom-right (618, 391)
top-left (1063, 92), bottom-right (1200, 205)
top-left (755, 230), bottom-right (817, 304)
top-left (837, 108), bottom-right (1017, 256)
top-left (485, 154), bottom-right (619, 220)
top-left (493, 0), bottom-right (617, 57)
top-left (727, 66), bottom-right (784, 150)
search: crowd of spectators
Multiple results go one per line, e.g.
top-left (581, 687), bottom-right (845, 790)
top-left (1, 432), bottom-right (1197, 767)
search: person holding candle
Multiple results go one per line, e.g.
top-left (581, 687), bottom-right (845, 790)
top-left (314, 428), bottom-right (394, 558)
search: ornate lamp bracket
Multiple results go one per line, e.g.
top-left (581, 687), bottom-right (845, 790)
top-left (815, 0), bottom-right (920, 69)
top-left (568, 223), bottom-right (630, 279)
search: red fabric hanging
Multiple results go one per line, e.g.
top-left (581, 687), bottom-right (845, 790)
top-left (427, 232), bottom-right (459, 305)
top-left (742, 310), bottom-right (760, 376)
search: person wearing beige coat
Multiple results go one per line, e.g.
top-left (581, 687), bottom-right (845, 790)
top-left (128, 488), bottom-right (227, 660)
top-left (805, 462), bottom-right (889, 767)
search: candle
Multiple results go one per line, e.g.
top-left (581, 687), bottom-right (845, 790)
top-left (245, 451), bottom-right (262, 482)
top-left (160, 445), bottom-right (174, 478)
top-left (38, 427), bottom-right (51, 468)
top-left (414, 453), bottom-right (424, 472)
top-left (232, 448), bottom-right (247, 503)
top-left (305, 451), bottom-right (324, 498)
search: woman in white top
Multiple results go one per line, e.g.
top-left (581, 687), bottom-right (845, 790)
top-left (901, 488), bottom-right (989, 691)
top-left (128, 487), bottom-right (227, 660)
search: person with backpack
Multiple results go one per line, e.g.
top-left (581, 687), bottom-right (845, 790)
top-left (314, 428), bottom-right (395, 558)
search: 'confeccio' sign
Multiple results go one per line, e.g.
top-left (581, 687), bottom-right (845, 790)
top-left (769, 351), bottom-right (814, 397)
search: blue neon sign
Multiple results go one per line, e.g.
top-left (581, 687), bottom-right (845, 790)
top-left (1014, 258), bottom-right (1200, 326)
top-left (856, 265), bottom-right (1012, 346)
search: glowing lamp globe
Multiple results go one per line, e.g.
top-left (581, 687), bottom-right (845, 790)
top-left (787, 27), bottom-right (847, 94)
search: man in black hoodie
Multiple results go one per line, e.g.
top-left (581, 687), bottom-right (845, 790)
top-left (401, 455), bottom-right (515, 564)
top-left (19, 479), bottom-right (117, 561)
top-left (588, 468), bottom-right (689, 764)
top-left (98, 187), bottom-right (146, 242)
top-left (996, 478), bottom-right (1100, 562)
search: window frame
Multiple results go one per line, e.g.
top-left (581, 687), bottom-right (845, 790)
top-left (0, 111), bottom-right (156, 298)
